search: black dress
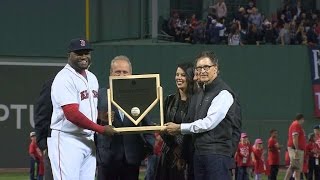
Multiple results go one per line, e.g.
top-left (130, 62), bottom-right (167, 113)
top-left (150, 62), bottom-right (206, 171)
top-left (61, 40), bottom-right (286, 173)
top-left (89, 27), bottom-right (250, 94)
top-left (156, 93), bottom-right (193, 180)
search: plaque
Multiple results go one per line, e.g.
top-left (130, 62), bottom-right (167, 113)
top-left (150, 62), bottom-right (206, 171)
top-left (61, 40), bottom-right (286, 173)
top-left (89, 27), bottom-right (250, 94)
top-left (107, 74), bottom-right (164, 133)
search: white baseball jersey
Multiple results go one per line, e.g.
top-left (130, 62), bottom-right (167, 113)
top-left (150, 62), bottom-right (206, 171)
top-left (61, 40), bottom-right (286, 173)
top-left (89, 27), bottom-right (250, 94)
top-left (48, 64), bottom-right (99, 180)
top-left (50, 64), bottom-right (99, 135)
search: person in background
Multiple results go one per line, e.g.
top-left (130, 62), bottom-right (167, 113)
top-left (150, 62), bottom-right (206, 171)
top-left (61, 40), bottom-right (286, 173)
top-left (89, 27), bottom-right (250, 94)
top-left (228, 21), bottom-right (243, 46)
top-left (268, 129), bottom-right (281, 180)
top-left (210, 0), bottom-right (227, 19)
top-left (235, 133), bottom-right (254, 180)
top-left (34, 78), bottom-right (54, 180)
top-left (284, 113), bottom-right (306, 180)
top-left (29, 132), bottom-right (44, 180)
top-left (145, 132), bottom-right (163, 180)
top-left (252, 138), bottom-right (265, 180)
top-left (313, 124), bottom-right (320, 149)
top-left (306, 131), bottom-right (319, 180)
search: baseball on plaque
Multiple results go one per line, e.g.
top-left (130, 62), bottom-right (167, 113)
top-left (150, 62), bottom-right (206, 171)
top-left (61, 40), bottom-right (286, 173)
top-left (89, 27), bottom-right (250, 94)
top-left (107, 74), bottom-right (164, 133)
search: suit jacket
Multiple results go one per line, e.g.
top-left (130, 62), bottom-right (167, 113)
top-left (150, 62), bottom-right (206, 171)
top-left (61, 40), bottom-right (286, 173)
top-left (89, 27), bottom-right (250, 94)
top-left (95, 88), bottom-right (155, 167)
top-left (34, 78), bottom-right (54, 151)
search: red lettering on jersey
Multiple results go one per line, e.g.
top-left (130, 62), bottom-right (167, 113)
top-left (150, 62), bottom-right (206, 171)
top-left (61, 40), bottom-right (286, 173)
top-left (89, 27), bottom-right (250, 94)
top-left (80, 90), bottom-right (89, 100)
top-left (92, 90), bottom-right (98, 98)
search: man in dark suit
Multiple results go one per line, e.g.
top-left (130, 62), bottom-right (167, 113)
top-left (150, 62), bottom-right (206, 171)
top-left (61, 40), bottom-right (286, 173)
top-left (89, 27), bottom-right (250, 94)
top-left (96, 55), bottom-right (155, 180)
top-left (34, 78), bottom-right (54, 180)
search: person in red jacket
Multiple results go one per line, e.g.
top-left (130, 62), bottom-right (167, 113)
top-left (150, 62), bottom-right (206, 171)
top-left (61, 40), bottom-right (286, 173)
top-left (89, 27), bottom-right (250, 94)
top-left (145, 132), bottom-right (163, 180)
top-left (29, 132), bottom-right (44, 180)
top-left (235, 133), bottom-right (254, 180)
top-left (315, 125), bottom-right (320, 147)
top-left (252, 138), bottom-right (265, 180)
top-left (284, 113), bottom-right (306, 180)
top-left (267, 129), bottom-right (281, 180)
top-left (306, 131), bottom-right (320, 180)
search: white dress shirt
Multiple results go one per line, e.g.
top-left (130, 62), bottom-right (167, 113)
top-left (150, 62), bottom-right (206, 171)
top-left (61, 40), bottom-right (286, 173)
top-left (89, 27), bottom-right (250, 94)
top-left (180, 90), bottom-right (234, 134)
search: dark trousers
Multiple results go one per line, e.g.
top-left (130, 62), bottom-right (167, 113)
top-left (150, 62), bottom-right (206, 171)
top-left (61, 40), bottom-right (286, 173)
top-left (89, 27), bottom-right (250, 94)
top-left (237, 166), bottom-right (249, 180)
top-left (145, 154), bottom-right (160, 180)
top-left (187, 159), bottom-right (195, 180)
top-left (97, 162), bottom-right (140, 180)
top-left (43, 149), bottom-right (53, 180)
top-left (193, 154), bottom-right (232, 180)
top-left (234, 166), bottom-right (238, 180)
top-left (30, 157), bottom-right (39, 180)
top-left (308, 157), bottom-right (320, 180)
top-left (268, 165), bottom-right (279, 180)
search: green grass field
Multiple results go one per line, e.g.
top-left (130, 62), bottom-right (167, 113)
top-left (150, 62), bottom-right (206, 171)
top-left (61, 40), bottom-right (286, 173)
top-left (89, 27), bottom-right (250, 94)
top-left (0, 170), bottom-right (287, 180)
top-left (0, 172), bottom-right (29, 180)
top-left (0, 172), bottom-right (146, 180)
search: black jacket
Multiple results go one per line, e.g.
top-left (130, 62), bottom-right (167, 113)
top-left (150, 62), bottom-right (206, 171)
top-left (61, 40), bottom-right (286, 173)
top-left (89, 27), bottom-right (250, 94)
top-left (95, 88), bottom-right (155, 167)
top-left (34, 78), bottom-right (54, 151)
top-left (190, 77), bottom-right (241, 157)
top-left (162, 93), bottom-right (189, 147)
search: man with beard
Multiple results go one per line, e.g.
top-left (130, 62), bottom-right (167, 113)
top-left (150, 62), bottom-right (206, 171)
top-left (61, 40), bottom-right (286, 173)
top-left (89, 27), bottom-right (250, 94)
top-left (48, 38), bottom-right (116, 180)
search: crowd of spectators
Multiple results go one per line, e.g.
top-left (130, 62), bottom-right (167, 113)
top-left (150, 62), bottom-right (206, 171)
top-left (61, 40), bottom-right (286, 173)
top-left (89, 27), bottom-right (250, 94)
top-left (162, 0), bottom-right (320, 46)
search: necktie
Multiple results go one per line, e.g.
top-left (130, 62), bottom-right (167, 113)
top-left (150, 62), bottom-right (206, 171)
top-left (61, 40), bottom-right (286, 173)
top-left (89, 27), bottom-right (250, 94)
top-left (118, 109), bottom-right (124, 121)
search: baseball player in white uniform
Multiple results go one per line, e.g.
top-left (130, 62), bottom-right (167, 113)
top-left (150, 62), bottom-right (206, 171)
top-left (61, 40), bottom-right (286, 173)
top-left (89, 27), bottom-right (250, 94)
top-left (48, 38), bottom-right (116, 180)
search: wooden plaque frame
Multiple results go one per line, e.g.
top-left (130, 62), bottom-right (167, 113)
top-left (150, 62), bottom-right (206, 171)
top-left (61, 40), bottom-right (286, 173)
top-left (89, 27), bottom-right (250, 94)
top-left (108, 74), bottom-right (164, 133)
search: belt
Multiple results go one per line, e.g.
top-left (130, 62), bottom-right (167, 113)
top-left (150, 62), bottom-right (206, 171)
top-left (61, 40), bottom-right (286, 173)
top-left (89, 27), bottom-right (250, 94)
top-left (51, 129), bottom-right (94, 140)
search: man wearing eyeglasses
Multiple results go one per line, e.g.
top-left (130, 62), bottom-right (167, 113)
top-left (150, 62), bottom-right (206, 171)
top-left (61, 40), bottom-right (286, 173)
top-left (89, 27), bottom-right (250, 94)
top-left (165, 51), bottom-right (242, 180)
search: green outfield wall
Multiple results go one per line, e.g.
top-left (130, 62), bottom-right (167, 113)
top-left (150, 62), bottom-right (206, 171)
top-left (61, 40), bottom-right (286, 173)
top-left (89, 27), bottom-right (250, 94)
top-left (0, 0), bottom-right (86, 57)
top-left (0, 44), bottom-right (318, 168)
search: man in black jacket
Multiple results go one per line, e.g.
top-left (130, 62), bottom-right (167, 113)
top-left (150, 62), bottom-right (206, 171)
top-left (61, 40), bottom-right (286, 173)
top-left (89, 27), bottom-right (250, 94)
top-left (96, 55), bottom-right (155, 180)
top-left (165, 51), bottom-right (241, 180)
top-left (34, 78), bottom-right (54, 180)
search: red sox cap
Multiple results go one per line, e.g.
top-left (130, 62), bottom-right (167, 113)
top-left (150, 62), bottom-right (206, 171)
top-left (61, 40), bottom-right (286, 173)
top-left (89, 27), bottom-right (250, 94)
top-left (30, 132), bottom-right (36, 137)
top-left (240, 132), bottom-right (247, 138)
top-left (255, 138), bottom-right (263, 144)
top-left (68, 38), bottom-right (93, 52)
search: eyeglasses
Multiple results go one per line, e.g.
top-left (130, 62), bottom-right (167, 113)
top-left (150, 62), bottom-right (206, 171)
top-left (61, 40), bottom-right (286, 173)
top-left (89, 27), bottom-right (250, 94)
top-left (195, 65), bottom-right (215, 72)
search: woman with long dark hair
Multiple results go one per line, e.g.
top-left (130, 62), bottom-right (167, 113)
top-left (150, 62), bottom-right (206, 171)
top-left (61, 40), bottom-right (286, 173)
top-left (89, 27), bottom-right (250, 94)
top-left (156, 62), bottom-right (195, 180)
